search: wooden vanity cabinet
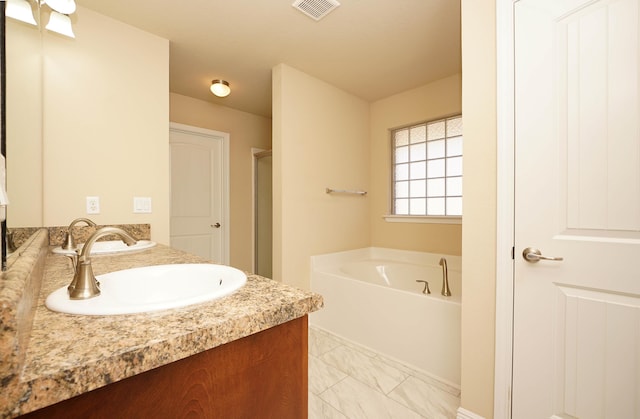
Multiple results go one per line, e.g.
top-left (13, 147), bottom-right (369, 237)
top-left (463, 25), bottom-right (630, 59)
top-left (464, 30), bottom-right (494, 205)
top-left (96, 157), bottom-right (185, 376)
top-left (21, 316), bottom-right (308, 419)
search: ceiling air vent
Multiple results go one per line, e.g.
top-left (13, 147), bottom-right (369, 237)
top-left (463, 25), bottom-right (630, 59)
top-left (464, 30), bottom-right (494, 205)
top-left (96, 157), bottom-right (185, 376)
top-left (292, 0), bottom-right (340, 21)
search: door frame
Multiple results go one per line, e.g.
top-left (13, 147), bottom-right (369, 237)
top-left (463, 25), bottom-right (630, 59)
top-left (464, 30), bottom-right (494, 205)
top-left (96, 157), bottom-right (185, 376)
top-left (250, 148), bottom-right (262, 274)
top-left (251, 148), bottom-right (272, 274)
top-left (494, 0), bottom-right (516, 418)
top-left (169, 122), bottom-right (230, 265)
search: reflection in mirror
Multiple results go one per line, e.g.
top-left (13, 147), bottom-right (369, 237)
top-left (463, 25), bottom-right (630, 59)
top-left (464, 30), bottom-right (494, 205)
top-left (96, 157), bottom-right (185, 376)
top-left (6, 3), bottom-right (44, 238)
top-left (2, 5), bottom-right (6, 269)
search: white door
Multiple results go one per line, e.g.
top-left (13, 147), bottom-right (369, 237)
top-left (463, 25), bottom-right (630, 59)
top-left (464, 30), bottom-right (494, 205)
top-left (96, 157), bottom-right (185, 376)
top-left (513, 0), bottom-right (640, 418)
top-left (170, 123), bottom-right (229, 264)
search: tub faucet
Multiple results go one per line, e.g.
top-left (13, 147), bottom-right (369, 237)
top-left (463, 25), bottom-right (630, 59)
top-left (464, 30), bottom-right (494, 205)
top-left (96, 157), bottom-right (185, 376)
top-left (439, 257), bottom-right (451, 297)
top-left (67, 227), bottom-right (137, 300)
top-left (416, 280), bottom-right (431, 295)
top-left (62, 217), bottom-right (97, 250)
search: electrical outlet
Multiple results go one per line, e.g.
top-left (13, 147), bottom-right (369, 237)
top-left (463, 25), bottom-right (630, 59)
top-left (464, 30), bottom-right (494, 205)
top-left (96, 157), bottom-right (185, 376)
top-left (86, 196), bottom-right (100, 214)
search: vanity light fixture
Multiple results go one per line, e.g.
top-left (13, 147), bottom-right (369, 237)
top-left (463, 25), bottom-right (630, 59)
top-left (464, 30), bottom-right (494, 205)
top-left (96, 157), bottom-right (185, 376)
top-left (6, 0), bottom-right (78, 37)
top-left (210, 80), bottom-right (231, 98)
top-left (45, 10), bottom-right (75, 38)
top-left (6, 0), bottom-right (38, 26)
top-left (42, 0), bottom-right (76, 14)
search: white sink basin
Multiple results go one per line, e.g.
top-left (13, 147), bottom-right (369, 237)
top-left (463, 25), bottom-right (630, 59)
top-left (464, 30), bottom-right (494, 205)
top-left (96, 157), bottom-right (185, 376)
top-left (52, 240), bottom-right (157, 255)
top-left (45, 263), bottom-right (247, 315)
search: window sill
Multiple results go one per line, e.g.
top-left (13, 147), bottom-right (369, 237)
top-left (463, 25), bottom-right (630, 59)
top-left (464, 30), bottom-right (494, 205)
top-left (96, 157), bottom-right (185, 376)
top-left (383, 215), bottom-right (462, 225)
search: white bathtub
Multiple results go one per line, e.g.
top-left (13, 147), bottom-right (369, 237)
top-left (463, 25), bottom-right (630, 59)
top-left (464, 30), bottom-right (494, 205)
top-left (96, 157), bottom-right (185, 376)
top-left (310, 247), bottom-right (461, 387)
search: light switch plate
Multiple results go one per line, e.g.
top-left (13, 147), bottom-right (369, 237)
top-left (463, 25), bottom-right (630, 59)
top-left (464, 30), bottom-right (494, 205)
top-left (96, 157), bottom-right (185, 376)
top-left (133, 197), bottom-right (152, 213)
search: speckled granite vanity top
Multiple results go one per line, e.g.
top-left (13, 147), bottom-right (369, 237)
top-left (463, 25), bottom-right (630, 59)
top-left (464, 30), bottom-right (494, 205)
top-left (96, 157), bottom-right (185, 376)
top-left (1, 229), bottom-right (323, 417)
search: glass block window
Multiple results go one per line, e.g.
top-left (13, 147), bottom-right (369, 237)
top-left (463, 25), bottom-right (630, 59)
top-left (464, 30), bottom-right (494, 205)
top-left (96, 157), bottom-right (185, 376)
top-left (392, 115), bottom-right (463, 216)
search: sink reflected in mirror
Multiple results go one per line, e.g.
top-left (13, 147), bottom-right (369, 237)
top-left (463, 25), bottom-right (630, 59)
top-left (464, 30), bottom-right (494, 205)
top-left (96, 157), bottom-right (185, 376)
top-left (51, 240), bottom-right (157, 255)
top-left (45, 263), bottom-right (247, 315)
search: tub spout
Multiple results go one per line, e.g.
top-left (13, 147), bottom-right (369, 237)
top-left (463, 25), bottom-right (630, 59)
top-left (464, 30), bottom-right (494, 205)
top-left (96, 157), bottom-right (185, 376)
top-left (439, 257), bottom-right (451, 297)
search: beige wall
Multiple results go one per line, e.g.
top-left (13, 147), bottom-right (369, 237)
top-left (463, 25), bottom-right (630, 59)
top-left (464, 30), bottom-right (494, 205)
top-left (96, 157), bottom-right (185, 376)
top-left (7, 19), bottom-right (43, 227)
top-left (370, 74), bottom-right (462, 255)
top-left (460, 0), bottom-right (497, 417)
top-left (169, 93), bottom-right (272, 272)
top-left (36, 7), bottom-right (170, 243)
top-left (273, 64), bottom-right (371, 290)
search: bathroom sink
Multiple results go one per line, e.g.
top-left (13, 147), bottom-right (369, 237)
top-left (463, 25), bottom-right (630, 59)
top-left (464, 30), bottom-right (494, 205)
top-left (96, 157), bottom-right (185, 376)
top-left (52, 240), bottom-right (157, 255)
top-left (45, 263), bottom-right (247, 315)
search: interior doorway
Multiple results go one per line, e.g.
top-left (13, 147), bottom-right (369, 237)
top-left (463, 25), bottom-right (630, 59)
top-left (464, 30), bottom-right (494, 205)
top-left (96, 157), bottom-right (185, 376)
top-left (169, 123), bottom-right (230, 264)
top-left (253, 149), bottom-right (272, 278)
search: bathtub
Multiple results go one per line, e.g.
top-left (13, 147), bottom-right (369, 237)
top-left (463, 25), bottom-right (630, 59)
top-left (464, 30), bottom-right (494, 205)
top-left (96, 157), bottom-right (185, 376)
top-left (310, 247), bottom-right (461, 387)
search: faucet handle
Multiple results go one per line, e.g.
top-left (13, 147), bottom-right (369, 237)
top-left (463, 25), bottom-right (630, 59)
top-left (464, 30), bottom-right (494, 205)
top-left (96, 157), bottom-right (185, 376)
top-left (416, 280), bottom-right (431, 295)
top-left (64, 254), bottom-right (78, 273)
top-left (62, 231), bottom-right (75, 250)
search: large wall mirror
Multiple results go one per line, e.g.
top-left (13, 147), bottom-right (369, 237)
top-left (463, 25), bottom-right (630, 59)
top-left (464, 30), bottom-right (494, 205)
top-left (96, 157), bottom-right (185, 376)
top-left (5, 5), bottom-right (45, 242)
top-left (1, 7), bottom-right (5, 268)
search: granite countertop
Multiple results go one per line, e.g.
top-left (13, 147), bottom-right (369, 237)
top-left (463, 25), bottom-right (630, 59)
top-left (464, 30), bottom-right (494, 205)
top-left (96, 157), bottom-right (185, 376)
top-left (9, 243), bottom-right (323, 417)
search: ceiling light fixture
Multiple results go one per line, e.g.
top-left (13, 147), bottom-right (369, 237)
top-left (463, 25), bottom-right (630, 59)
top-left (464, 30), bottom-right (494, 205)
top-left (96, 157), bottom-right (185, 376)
top-left (6, 0), bottom-right (38, 26)
top-left (210, 80), bottom-right (231, 98)
top-left (45, 10), bottom-right (75, 38)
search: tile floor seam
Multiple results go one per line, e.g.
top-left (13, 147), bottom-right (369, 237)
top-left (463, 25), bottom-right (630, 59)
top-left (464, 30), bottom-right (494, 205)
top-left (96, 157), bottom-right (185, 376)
top-left (319, 362), bottom-right (396, 407)
top-left (319, 353), bottom-right (406, 397)
top-left (318, 376), bottom-right (425, 419)
top-left (385, 375), bottom-right (411, 396)
top-left (318, 372), bottom-right (350, 394)
top-left (386, 375), bottom-right (438, 419)
top-left (308, 326), bottom-right (460, 419)
top-left (309, 391), bottom-right (349, 419)
top-left (309, 354), bottom-right (349, 396)
top-left (386, 376), bottom-right (432, 419)
top-left (316, 375), bottom-right (352, 416)
top-left (341, 366), bottom-right (401, 400)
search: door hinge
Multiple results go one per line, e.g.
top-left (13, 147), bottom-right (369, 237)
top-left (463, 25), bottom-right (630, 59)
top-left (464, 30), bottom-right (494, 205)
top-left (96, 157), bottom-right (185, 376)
top-left (511, 246), bottom-right (515, 260)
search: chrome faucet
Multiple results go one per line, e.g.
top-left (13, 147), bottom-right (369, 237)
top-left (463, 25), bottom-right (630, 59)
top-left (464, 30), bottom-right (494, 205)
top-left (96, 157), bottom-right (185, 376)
top-left (439, 257), bottom-right (451, 297)
top-left (62, 217), bottom-right (97, 250)
top-left (67, 227), bottom-right (137, 300)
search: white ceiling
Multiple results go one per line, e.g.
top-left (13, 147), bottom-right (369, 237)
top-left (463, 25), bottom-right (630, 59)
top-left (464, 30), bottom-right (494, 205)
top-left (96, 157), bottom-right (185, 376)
top-left (75, 0), bottom-right (461, 117)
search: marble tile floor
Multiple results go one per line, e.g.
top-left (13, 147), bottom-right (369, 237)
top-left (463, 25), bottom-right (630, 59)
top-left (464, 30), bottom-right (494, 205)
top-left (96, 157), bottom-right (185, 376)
top-left (308, 326), bottom-right (460, 419)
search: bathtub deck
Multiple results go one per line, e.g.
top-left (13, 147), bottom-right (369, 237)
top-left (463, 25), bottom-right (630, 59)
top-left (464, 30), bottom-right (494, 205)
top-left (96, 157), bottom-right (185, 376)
top-left (309, 326), bottom-right (460, 419)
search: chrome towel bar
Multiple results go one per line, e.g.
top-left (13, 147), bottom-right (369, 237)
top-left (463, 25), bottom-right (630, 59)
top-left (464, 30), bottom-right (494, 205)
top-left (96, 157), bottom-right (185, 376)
top-left (325, 188), bottom-right (367, 196)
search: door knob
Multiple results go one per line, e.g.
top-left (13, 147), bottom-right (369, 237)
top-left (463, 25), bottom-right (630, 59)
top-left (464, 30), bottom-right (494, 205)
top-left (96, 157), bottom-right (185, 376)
top-left (212, 223), bottom-right (221, 228)
top-left (522, 247), bottom-right (563, 263)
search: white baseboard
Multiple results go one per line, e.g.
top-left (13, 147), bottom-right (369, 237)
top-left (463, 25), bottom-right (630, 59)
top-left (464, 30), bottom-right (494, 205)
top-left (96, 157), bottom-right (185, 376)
top-left (457, 407), bottom-right (485, 419)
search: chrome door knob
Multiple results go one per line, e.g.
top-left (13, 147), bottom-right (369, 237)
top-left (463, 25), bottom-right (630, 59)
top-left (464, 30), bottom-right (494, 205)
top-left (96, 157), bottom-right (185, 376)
top-left (522, 247), bottom-right (564, 263)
